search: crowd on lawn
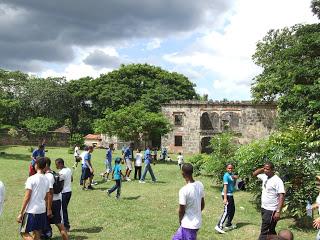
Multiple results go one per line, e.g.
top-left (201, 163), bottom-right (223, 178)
top-left (0, 142), bottom-right (320, 239)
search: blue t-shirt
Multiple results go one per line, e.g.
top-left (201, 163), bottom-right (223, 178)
top-left (144, 149), bottom-right (152, 165)
top-left (221, 172), bottom-right (234, 196)
top-left (113, 164), bottom-right (121, 180)
top-left (106, 148), bottom-right (112, 163)
top-left (83, 152), bottom-right (91, 168)
top-left (124, 147), bottom-right (133, 159)
top-left (31, 149), bottom-right (45, 165)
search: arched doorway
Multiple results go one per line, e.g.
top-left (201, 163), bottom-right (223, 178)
top-left (201, 137), bottom-right (212, 154)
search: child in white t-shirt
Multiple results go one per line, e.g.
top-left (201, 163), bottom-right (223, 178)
top-left (17, 157), bottom-right (50, 240)
top-left (134, 149), bottom-right (143, 180)
top-left (177, 152), bottom-right (184, 169)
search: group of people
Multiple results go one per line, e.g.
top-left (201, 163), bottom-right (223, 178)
top-left (14, 142), bottom-right (320, 240)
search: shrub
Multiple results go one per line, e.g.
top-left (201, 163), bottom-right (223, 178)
top-left (189, 154), bottom-right (209, 176)
top-left (69, 133), bottom-right (84, 148)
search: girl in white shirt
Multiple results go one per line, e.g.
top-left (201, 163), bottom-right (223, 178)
top-left (134, 149), bottom-right (143, 180)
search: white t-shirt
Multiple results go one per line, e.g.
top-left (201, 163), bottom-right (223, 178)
top-left (179, 181), bottom-right (204, 229)
top-left (317, 194), bottom-right (320, 215)
top-left (59, 167), bottom-right (72, 193)
top-left (0, 181), bottom-right (5, 216)
top-left (257, 174), bottom-right (285, 211)
top-left (25, 173), bottom-right (49, 214)
top-left (45, 171), bottom-right (65, 201)
top-left (177, 155), bottom-right (184, 164)
top-left (135, 153), bottom-right (143, 167)
top-left (74, 146), bottom-right (80, 157)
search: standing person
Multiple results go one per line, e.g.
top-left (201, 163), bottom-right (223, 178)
top-left (72, 144), bottom-right (81, 169)
top-left (153, 147), bottom-right (158, 162)
top-left (123, 143), bottom-right (134, 181)
top-left (134, 149), bottom-right (143, 180)
top-left (82, 146), bottom-right (94, 190)
top-left (79, 146), bottom-right (89, 185)
top-left (253, 162), bottom-right (285, 240)
top-left (17, 157), bottom-right (49, 240)
top-left (0, 181), bottom-right (4, 217)
top-left (177, 152), bottom-right (184, 169)
top-left (312, 176), bottom-right (320, 240)
top-left (215, 163), bottom-right (238, 234)
top-left (55, 158), bottom-right (73, 232)
top-left (100, 144), bottom-right (114, 181)
top-left (29, 143), bottom-right (46, 176)
top-left (44, 157), bottom-right (68, 240)
top-left (106, 157), bottom-right (125, 199)
top-left (139, 146), bottom-right (157, 183)
top-left (172, 163), bottom-right (205, 240)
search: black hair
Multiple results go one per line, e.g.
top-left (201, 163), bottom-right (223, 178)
top-left (264, 161), bottom-right (274, 170)
top-left (36, 157), bottom-right (47, 170)
top-left (44, 157), bottom-right (51, 167)
top-left (182, 163), bottom-right (193, 176)
top-left (55, 158), bottom-right (65, 166)
top-left (226, 163), bottom-right (234, 168)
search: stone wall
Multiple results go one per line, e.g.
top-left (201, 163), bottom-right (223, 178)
top-left (161, 100), bottom-right (277, 154)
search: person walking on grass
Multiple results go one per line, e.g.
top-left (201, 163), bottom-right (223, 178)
top-left (82, 146), bottom-right (95, 190)
top-left (17, 157), bottom-right (49, 240)
top-left (100, 143), bottom-right (114, 181)
top-left (215, 163), bottom-right (238, 234)
top-left (172, 163), bottom-right (205, 240)
top-left (72, 144), bottom-right (81, 169)
top-left (55, 158), bottom-right (73, 232)
top-left (123, 143), bottom-right (134, 181)
top-left (139, 146), bottom-right (157, 183)
top-left (107, 157), bottom-right (125, 199)
top-left (177, 152), bottom-right (184, 169)
top-left (253, 161), bottom-right (285, 240)
top-left (134, 149), bottom-right (143, 180)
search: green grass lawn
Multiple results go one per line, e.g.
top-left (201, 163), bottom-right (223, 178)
top-left (0, 145), bottom-right (316, 240)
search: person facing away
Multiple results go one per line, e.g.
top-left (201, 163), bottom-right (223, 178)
top-left (123, 142), bottom-right (134, 181)
top-left (139, 146), bottom-right (157, 183)
top-left (79, 146), bottom-right (89, 185)
top-left (0, 180), bottom-right (4, 217)
top-left (215, 163), bottom-right (238, 234)
top-left (101, 143), bottom-right (114, 181)
top-left (55, 158), bottom-right (73, 232)
top-left (253, 161), bottom-right (285, 240)
top-left (134, 149), bottom-right (143, 180)
top-left (81, 146), bottom-right (95, 190)
top-left (107, 157), bottom-right (125, 199)
top-left (17, 157), bottom-right (49, 240)
top-left (72, 144), bottom-right (81, 169)
top-left (172, 163), bottom-right (205, 240)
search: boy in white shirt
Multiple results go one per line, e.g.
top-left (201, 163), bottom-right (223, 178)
top-left (177, 152), bottom-right (184, 169)
top-left (172, 163), bottom-right (205, 240)
top-left (72, 144), bottom-right (81, 169)
top-left (134, 149), bottom-right (143, 180)
top-left (17, 157), bottom-right (49, 240)
top-left (56, 158), bottom-right (73, 232)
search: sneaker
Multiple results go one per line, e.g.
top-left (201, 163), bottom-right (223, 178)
top-left (82, 187), bottom-right (88, 191)
top-left (225, 224), bottom-right (237, 230)
top-left (126, 178), bottom-right (131, 182)
top-left (139, 180), bottom-right (145, 184)
top-left (106, 191), bottom-right (111, 197)
top-left (152, 180), bottom-right (157, 183)
top-left (87, 185), bottom-right (94, 190)
top-left (215, 225), bottom-right (226, 234)
top-left (115, 196), bottom-right (120, 200)
top-left (92, 181), bottom-right (98, 185)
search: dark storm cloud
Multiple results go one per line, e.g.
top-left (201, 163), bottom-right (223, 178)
top-left (0, 0), bottom-right (233, 71)
top-left (83, 50), bottom-right (121, 68)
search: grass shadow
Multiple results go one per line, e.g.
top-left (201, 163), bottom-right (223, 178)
top-left (0, 153), bottom-right (30, 161)
top-left (122, 195), bottom-right (141, 200)
top-left (52, 235), bottom-right (88, 240)
top-left (235, 222), bottom-right (251, 229)
top-left (70, 226), bottom-right (103, 234)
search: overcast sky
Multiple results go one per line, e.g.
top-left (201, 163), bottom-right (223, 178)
top-left (0, 0), bottom-right (318, 100)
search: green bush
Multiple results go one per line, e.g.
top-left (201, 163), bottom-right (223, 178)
top-left (69, 133), bottom-right (84, 148)
top-left (189, 154), bottom-right (210, 176)
top-left (235, 123), bottom-right (320, 219)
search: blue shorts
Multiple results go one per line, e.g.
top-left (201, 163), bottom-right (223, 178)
top-left (20, 212), bottom-right (47, 233)
top-left (82, 167), bottom-right (92, 180)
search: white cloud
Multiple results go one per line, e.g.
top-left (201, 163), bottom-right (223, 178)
top-left (146, 38), bottom-right (162, 50)
top-left (164, 0), bottom-right (318, 99)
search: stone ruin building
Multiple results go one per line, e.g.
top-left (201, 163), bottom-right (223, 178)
top-left (161, 100), bottom-right (277, 154)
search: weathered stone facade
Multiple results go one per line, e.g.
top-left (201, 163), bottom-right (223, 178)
top-left (161, 100), bottom-right (277, 154)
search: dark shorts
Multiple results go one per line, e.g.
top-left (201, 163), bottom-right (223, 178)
top-left (82, 167), bottom-right (92, 180)
top-left (75, 156), bottom-right (81, 162)
top-left (20, 212), bottom-right (47, 233)
top-left (49, 200), bottom-right (62, 225)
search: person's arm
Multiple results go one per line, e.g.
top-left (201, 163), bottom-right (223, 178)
top-left (178, 204), bottom-right (186, 225)
top-left (273, 193), bottom-right (285, 221)
top-left (85, 160), bottom-right (93, 173)
top-left (17, 189), bottom-right (32, 223)
top-left (253, 167), bottom-right (264, 177)
top-left (201, 198), bottom-right (205, 211)
top-left (223, 184), bottom-right (228, 205)
top-left (47, 189), bottom-right (53, 218)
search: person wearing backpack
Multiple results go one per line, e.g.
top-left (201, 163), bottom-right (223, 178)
top-left (43, 157), bottom-right (68, 240)
top-left (55, 158), bottom-right (73, 232)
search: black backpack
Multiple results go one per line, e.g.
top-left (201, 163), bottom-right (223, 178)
top-left (50, 171), bottom-right (64, 194)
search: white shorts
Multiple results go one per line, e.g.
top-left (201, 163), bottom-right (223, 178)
top-left (125, 159), bottom-right (133, 170)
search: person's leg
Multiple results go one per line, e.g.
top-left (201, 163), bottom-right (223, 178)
top-left (108, 183), bottom-right (118, 194)
top-left (56, 223), bottom-right (69, 240)
top-left (138, 166), bottom-right (142, 180)
top-left (80, 167), bottom-right (84, 185)
top-left (62, 192), bottom-right (72, 230)
top-left (134, 166), bottom-right (138, 179)
top-left (116, 179), bottom-right (121, 198)
top-left (268, 211), bottom-right (278, 235)
top-left (216, 197), bottom-right (228, 229)
top-left (226, 196), bottom-right (235, 227)
top-left (148, 165), bottom-right (156, 182)
top-left (140, 165), bottom-right (149, 181)
top-left (259, 208), bottom-right (274, 240)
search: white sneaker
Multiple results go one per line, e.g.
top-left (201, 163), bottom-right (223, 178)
top-left (225, 224), bottom-right (237, 230)
top-left (215, 225), bottom-right (226, 234)
top-left (139, 180), bottom-right (145, 184)
top-left (126, 178), bottom-right (131, 181)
